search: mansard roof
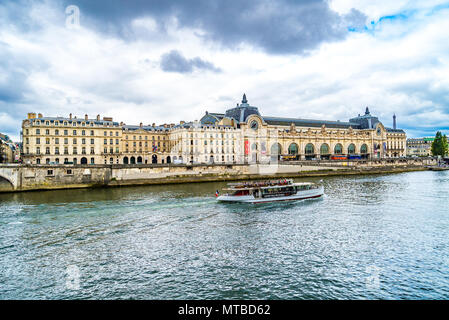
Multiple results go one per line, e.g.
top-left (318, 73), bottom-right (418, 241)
top-left (122, 125), bottom-right (169, 132)
top-left (386, 128), bottom-right (405, 133)
top-left (28, 116), bottom-right (119, 126)
top-left (263, 116), bottom-right (359, 129)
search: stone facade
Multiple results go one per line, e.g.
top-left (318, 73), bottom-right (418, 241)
top-left (406, 137), bottom-right (434, 157)
top-left (0, 133), bottom-right (18, 163)
top-left (20, 95), bottom-right (406, 165)
top-left (174, 95), bottom-right (406, 163)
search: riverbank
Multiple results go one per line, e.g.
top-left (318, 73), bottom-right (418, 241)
top-left (0, 158), bottom-right (436, 193)
top-left (2, 170), bottom-right (449, 299)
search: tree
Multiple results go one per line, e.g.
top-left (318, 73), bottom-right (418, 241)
top-left (431, 131), bottom-right (448, 157)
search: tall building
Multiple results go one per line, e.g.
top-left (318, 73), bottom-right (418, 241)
top-left (175, 95), bottom-right (406, 163)
top-left (0, 133), bottom-right (19, 163)
top-left (20, 95), bottom-right (407, 165)
top-left (406, 137), bottom-right (434, 157)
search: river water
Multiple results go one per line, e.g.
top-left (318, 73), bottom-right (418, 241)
top-left (1, 170), bottom-right (448, 299)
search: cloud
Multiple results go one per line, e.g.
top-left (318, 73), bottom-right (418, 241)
top-left (1, 0), bottom-right (449, 141)
top-left (60, 0), bottom-right (366, 55)
top-left (160, 50), bottom-right (221, 73)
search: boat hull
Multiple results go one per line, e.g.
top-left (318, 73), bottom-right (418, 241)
top-left (217, 186), bottom-right (324, 203)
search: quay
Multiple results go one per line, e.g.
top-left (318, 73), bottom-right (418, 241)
top-left (0, 157), bottom-right (437, 193)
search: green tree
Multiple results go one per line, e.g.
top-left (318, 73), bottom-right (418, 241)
top-left (431, 131), bottom-right (448, 156)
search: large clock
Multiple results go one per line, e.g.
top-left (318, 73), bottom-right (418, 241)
top-left (376, 127), bottom-right (381, 135)
top-left (250, 120), bottom-right (259, 130)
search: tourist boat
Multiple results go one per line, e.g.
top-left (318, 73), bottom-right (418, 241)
top-left (216, 179), bottom-right (324, 203)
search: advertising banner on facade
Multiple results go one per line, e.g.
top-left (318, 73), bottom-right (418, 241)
top-left (244, 140), bottom-right (249, 155)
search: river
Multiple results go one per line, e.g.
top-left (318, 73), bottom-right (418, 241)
top-left (1, 170), bottom-right (448, 299)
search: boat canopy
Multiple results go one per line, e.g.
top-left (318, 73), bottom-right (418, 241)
top-left (223, 179), bottom-right (315, 191)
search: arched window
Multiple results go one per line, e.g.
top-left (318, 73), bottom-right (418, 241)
top-left (80, 157), bottom-right (87, 164)
top-left (320, 143), bottom-right (330, 155)
top-left (348, 144), bottom-right (356, 155)
top-left (152, 155), bottom-right (157, 164)
top-left (360, 144), bottom-right (368, 154)
top-left (305, 143), bottom-right (314, 154)
top-left (130, 156), bottom-right (136, 164)
top-left (271, 143), bottom-right (282, 155)
top-left (334, 143), bottom-right (343, 154)
top-left (123, 157), bottom-right (129, 164)
top-left (288, 143), bottom-right (299, 155)
top-left (137, 156), bottom-right (143, 164)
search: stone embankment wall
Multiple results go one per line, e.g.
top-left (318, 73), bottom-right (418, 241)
top-left (0, 158), bottom-right (438, 193)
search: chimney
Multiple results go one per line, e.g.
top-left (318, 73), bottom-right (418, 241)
top-left (393, 114), bottom-right (397, 130)
top-left (69, 113), bottom-right (72, 120)
top-left (180, 121), bottom-right (185, 125)
top-left (152, 123), bottom-right (156, 127)
top-left (38, 113), bottom-right (43, 118)
top-left (85, 114), bottom-right (88, 120)
top-left (96, 114), bottom-right (100, 121)
top-left (140, 122), bottom-right (143, 128)
top-left (27, 113), bottom-right (36, 119)
top-left (120, 121), bottom-right (124, 126)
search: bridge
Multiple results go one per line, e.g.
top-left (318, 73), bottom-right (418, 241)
top-left (0, 165), bottom-right (20, 192)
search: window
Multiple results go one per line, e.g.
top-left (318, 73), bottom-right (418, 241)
top-left (73, 130), bottom-right (77, 135)
top-left (73, 138), bottom-right (77, 144)
top-left (82, 130), bottom-right (86, 136)
top-left (64, 130), bottom-right (68, 135)
top-left (46, 129), bottom-right (50, 135)
top-left (55, 147), bottom-right (59, 155)
top-left (90, 130), bottom-right (94, 136)
top-left (55, 130), bottom-right (59, 135)
top-left (46, 147), bottom-right (50, 155)
top-left (82, 138), bottom-right (86, 144)
top-left (46, 138), bottom-right (50, 144)
top-left (47, 170), bottom-right (53, 176)
top-left (90, 147), bottom-right (95, 154)
top-left (36, 138), bottom-right (40, 144)
top-left (67, 169), bottom-right (73, 175)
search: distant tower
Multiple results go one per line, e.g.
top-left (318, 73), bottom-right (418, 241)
top-left (393, 113), bottom-right (397, 130)
top-left (242, 93), bottom-right (248, 104)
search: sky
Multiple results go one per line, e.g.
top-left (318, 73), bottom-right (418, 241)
top-left (1, 0), bottom-right (449, 141)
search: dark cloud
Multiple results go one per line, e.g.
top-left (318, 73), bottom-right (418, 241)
top-left (160, 50), bottom-right (221, 73)
top-left (61, 0), bottom-right (366, 54)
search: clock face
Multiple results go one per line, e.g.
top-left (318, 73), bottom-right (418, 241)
top-left (250, 120), bottom-right (259, 130)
